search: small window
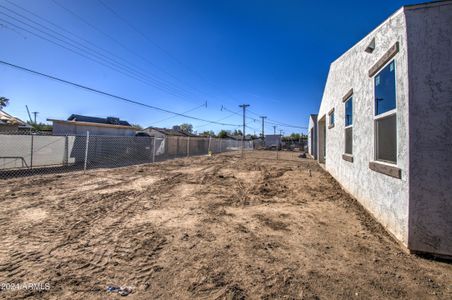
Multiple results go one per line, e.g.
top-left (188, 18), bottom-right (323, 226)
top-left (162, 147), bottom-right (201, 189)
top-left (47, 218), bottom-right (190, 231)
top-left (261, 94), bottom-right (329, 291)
top-left (344, 97), bottom-right (353, 155)
top-left (375, 61), bottom-right (396, 116)
top-left (328, 109), bottom-right (335, 128)
top-left (374, 60), bottom-right (397, 164)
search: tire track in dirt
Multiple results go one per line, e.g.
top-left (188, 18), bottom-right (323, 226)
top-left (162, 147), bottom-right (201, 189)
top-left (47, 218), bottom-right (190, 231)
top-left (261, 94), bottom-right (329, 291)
top-left (1, 152), bottom-right (451, 299)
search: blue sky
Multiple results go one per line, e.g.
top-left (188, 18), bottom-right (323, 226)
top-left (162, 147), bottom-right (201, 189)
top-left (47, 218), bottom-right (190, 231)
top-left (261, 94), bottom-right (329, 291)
top-left (0, 0), bottom-right (420, 134)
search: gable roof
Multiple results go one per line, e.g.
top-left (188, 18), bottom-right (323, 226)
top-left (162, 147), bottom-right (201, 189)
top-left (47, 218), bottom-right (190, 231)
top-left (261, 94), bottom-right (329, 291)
top-left (0, 110), bottom-right (29, 126)
top-left (67, 114), bottom-right (131, 126)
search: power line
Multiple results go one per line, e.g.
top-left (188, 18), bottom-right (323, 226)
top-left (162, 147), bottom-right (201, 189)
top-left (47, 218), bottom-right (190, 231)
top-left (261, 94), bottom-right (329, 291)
top-left (248, 109), bottom-right (307, 129)
top-left (3, 0), bottom-right (200, 100)
top-left (0, 14), bottom-right (195, 101)
top-left (48, 0), bottom-right (213, 101)
top-left (149, 102), bottom-right (207, 126)
top-left (0, 3), bottom-right (206, 102)
top-left (3, 0), bottom-right (307, 131)
top-left (96, 0), bottom-right (242, 105)
top-left (194, 112), bottom-right (239, 129)
top-left (0, 60), bottom-right (241, 127)
top-left (221, 105), bottom-right (258, 122)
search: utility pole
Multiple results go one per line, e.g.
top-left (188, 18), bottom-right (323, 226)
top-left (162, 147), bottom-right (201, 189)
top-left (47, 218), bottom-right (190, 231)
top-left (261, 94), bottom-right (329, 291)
top-left (239, 104), bottom-right (250, 157)
top-left (32, 111), bottom-right (39, 124)
top-left (279, 129), bottom-right (284, 148)
top-left (260, 116), bottom-right (267, 141)
top-left (273, 125), bottom-right (277, 135)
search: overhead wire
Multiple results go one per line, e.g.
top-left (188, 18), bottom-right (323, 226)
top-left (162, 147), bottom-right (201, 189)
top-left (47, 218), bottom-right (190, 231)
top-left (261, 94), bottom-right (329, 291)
top-left (0, 2), bottom-right (206, 101)
top-left (49, 0), bottom-right (212, 102)
top-left (148, 102), bottom-right (207, 126)
top-left (95, 0), bottom-right (242, 105)
top-left (3, 0), bottom-right (306, 132)
top-left (0, 60), bottom-right (241, 127)
top-left (0, 13), bottom-right (196, 101)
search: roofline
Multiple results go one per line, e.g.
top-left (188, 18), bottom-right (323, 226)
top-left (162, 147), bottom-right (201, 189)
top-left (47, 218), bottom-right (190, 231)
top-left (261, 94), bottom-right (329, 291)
top-left (0, 109), bottom-right (28, 125)
top-left (404, 0), bottom-right (452, 11)
top-left (145, 126), bottom-right (197, 136)
top-left (47, 119), bottom-right (135, 129)
top-left (330, 0), bottom-right (452, 65)
top-left (331, 6), bottom-right (404, 65)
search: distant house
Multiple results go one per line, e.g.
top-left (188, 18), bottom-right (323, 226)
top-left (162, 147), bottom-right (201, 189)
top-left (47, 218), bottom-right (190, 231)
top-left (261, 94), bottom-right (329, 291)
top-left (264, 134), bottom-right (282, 148)
top-left (0, 110), bottom-right (32, 133)
top-left (48, 114), bottom-right (136, 136)
top-left (143, 126), bottom-right (197, 138)
top-left (307, 114), bottom-right (317, 159)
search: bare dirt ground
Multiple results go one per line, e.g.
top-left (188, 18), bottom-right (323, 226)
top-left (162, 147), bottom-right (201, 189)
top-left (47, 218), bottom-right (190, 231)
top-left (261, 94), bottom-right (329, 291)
top-left (0, 151), bottom-right (451, 299)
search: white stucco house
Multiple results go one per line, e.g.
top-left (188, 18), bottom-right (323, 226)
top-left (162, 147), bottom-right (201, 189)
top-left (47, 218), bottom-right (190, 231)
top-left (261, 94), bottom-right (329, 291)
top-left (312, 1), bottom-right (452, 257)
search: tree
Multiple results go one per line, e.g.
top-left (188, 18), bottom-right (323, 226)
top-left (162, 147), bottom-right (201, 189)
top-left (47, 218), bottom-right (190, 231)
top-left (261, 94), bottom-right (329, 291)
top-left (179, 123), bottom-right (193, 133)
top-left (0, 97), bottom-right (10, 110)
top-left (217, 130), bottom-right (229, 138)
top-left (200, 130), bottom-right (215, 137)
top-left (27, 121), bottom-right (52, 131)
top-left (232, 129), bottom-right (243, 136)
top-left (290, 133), bottom-right (301, 140)
top-left (131, 124), bottom-right (143, 130)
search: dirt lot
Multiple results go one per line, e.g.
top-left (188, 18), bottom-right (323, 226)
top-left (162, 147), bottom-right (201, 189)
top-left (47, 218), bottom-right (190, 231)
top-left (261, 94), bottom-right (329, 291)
top-left (0, 151), bottom-right (451, 299)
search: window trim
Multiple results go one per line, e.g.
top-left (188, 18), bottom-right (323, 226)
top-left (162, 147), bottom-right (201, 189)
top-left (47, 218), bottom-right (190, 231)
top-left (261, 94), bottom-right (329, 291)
top-left (369, 161), bottom-right (401, 179)
top-left (372, 58), bottom-right (398, 166)
top-left (328, 108), bottom-right (335, 129)
top-left (342, 88), bottom-right (353, 102)
top-left (368, 42), bottom-right (399, 77)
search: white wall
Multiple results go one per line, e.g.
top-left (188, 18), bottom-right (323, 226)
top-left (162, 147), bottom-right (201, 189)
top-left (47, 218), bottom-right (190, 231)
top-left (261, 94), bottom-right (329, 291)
top-left (405, 2), bottom-right (452, 256)
top-left (317, 9), bottom-right (410, 245)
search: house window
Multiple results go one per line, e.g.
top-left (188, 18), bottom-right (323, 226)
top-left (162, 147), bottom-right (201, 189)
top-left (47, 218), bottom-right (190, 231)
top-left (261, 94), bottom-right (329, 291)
top-left (328, 109), bottom-right (335, 129)
top-left (374, 60), bottom-right (397, 163)
top-left (344, 97), bottom-right (353, 155)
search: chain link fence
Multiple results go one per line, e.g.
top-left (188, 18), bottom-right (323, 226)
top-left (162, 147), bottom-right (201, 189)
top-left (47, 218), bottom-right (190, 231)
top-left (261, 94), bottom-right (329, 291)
top-left (0, 131), bottom-right (253, 178)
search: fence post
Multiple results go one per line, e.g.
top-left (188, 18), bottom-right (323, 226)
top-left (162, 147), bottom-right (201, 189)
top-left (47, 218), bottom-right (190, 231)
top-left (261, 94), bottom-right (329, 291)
top-left (63, 135), bottom-right (69, 166)
top-left (208, 136), bottom-right (211, 154)
top-left (187, 137), bottom-right (190, 157)
top-left (84, 131), bottom-right (90, 173)
top-left (30, 133), bottom-right (34, 169)
top-left (152, 137), bottom-right (156, 163)
top-left (164, 137), bottom-right (167, 158)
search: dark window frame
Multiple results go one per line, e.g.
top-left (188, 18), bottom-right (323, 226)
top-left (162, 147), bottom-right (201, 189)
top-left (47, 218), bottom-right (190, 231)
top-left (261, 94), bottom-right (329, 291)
top-left (344, 96), bottom-right (353, 156)
top-left (374, 59), bottom-right (397, 164)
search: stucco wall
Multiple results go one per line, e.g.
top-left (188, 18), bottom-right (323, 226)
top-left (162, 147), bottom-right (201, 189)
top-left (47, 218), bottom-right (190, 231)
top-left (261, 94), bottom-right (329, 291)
top-left (308, 115), bottom-right (317, 158)
top-left (317, 9), bottom-right (410, 245)
top-left (405, 2), bottom-right (452, 256)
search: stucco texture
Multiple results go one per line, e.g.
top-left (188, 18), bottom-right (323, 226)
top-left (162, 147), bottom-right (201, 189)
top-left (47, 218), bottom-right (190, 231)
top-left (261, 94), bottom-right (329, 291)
top-left (317, 10), bottom-right (410, 245)
top-left (406, 3), bottom-right (452, 256)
